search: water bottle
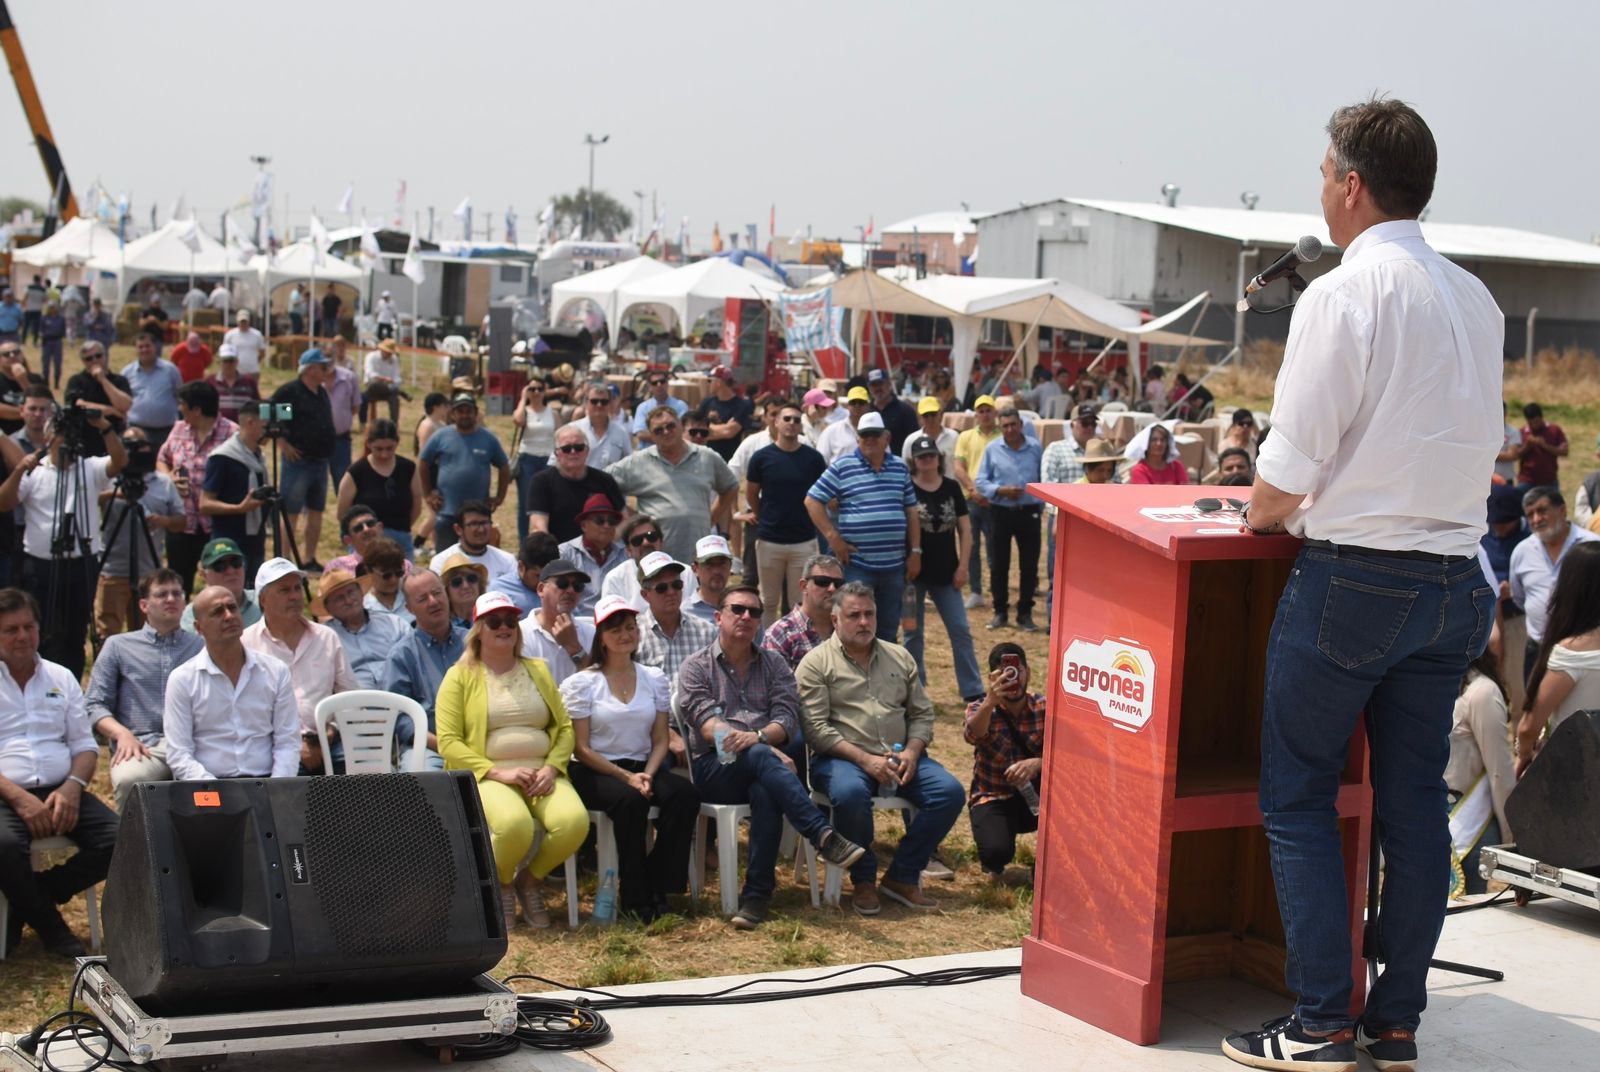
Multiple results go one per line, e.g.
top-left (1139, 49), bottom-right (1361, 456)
top-left (900, 586), bottom-right (918, 636)
top-left (593, 868), bottom-right (618, 924)
top-left (713, 727), bottom-right (735, 765)
top-left (881, 742), bottom-right (904, 797)
top-left (1016, 780), bottom-right (1041, 817)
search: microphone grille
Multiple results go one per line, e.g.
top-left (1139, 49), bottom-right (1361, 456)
top-left (1295, 235), bottom-right (1324, 263)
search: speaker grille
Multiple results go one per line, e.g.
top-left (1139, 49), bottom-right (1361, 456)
top-left (303, 775), bottom-right (458, 957)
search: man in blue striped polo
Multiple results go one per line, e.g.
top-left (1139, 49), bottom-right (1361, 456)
top-left (804, 411), bottom-right (920, 642)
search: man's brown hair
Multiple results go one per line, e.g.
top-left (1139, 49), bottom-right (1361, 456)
top-left (1326, 96), bottom-right (1436, 219)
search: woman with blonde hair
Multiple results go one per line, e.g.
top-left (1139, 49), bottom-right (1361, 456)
top-left (436, 591), bottom-right (589, 931)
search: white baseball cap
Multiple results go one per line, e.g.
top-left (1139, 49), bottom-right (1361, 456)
top-left (637, 550), bottom-right (686, 581)
top-left (695, 534), bottom-right (733, 563)
top-left (255, 557), bottom-right (304, 592)
top-left (473, 591), bottom-right (519, 620)
top-left (593, 594), bottom-right (640, 627)
top-left (856, 411), bottom-right (887, 434)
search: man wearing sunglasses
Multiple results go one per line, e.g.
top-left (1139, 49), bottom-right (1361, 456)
top-left (607, 406), bottom-right (739, 567)
top-left (361, 537), bottom-right (414, 624)
top-left (600, 514), bottom-right (698, 607)
top-left (516, 560), bottom-right (594, 684)
top-left (763, 553), bottom-right (844, 671)
top-left (527, 424), bottom-right (625, 545)
top-left (814, 385), bottom-right (870, 464)
top-left (635, 551), bottom-right (716, 683)
top-left (631, 374), bottom-right (687, 447)
top-left (61, 342), bottom-right (134, 452)
top-left (557, 494), bottom-right (629, 616)
top-left (572, 383), bottom-right (633, 470)
top-left (746, 400), bottom-right (826, 625)
top-left (0, 342), bottom-right (45, 436)
top-left (431, 499), bottom-right (517, 587)
top-left (326, 504), bottom-right (398, 575)
top-left (179, 538), bottom-right (264, 631)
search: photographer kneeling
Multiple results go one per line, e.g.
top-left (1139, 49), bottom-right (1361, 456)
top-left (94, 429), bottom-right (185, 642)
top-left (200, 404), bottom-right (273, 582)
top-left (0, 399), bottom-right (127, 677)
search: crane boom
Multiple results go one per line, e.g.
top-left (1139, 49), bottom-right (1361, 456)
top-left (0, 1), bottom-right (77, 225)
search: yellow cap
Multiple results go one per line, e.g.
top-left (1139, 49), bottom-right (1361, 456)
top-left (917, 396), bottom-right (943, 415)
top-left (974, 394), bottom-right (997, 410)
top-left (846, 385), bottom-right (870, 403)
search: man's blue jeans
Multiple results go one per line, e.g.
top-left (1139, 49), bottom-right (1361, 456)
top-left (967, 501), bottom-right (993, 597)
top-left (810, 753), bottom-right (964, 886)
top-left (514, 454), bottom-right (548, 543)
top-left (692, 739), bottom-right (827, 902)
top-left (843, 562), bottom-right (905, 642)
top-left (1261, 546), bottom-right (1492, 1033)
top-left (904, 581), bottom-right (984, 700)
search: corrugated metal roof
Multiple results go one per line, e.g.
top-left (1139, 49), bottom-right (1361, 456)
top-left (1060, 199), bottom-right (1600, 268)
top-left (880, 211), bottom-right (989, 236)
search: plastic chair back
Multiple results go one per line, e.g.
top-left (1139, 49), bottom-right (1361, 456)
top-left (314, 689), bottom-right (429, 775)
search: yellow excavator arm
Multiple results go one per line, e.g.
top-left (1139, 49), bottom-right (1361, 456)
top-left (0, 1), bottom-right (77, 223)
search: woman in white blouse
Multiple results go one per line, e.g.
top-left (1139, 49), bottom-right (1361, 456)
top-left (561, 595), bottom-right (700, 922)
top-left (511, 376), bottom-right (563, 543)
top-left (1518, 542), bottom-right (1600, 777)
top-left (1446, 651), bottom-right (1515, 895)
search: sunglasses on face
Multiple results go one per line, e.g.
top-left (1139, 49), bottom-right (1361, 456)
top-left (349, 518), bottom-right (382, 534)
top-left (374, 568), bottom-right (403, 581)
top-left (687, 428), bottom-right (709, 438)
top-left (526, 385), bottom-right (544, 393)
top-left (650, 379), bottom-right (668, 387)
top-left (627, 529), bottom-right (662, 547)
top-left (724, 603), bottom-right (762, 619)
top-left (460, 518), bottom-right (492, 529)
top-left (480, 612), bottom-right (519, 631)
top-left (651, 421), bottom-right (679, 433)
top-left (847, 399), bottom-right (868, 407)
top-left (778, 415), bottom-right (802, 424)
top-left (557, 442), bottom-right (588, 454)
top-left (210, 557), bottom-right (244, 571)
top-left (587, 397), bottom-right (609, 406)
top-left (447, 573), bottom-right (480, 589)
top-left (649, 578), bottom-right (685, 594)
top-left (586, 515), bottom-right (621, 527)
top-left (805, 574), bottom-right (841, 588)
top-left (547, 576), bottom-right (587, 592)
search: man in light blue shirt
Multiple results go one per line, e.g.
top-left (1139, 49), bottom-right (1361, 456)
top-left (382, 570), bottom-right (464, 770)
top-left (121, 331), bottom-right (184, 451)
top-left (632, 374), bottom-right (689, 444)
top-left (974, 406), bottom-right (1043, 632)
top-left (320, 569), bottom-right (408, 689)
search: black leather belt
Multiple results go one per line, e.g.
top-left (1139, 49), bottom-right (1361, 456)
top-left (1303, 538), bottom-right (1473, 565)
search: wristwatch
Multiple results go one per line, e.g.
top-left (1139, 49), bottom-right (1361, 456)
top-left (66, 774), bottom-right (90, 789)
top-left (908, 547), bottom-right (922, 555)
top-left (755, 728), bottom-right (769, 745)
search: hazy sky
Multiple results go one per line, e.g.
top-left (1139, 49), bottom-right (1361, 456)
top-left (0, 1), bottom-right (1592, 246)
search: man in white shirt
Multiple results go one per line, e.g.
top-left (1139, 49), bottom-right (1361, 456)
top-left (1224, 100), bottom-right (1503, 1072)
top-left (815, 385), bottom-right (868, 463)
top-left (222, 311), bottom-right (267, 377)
top-left (1508, 485), bottom-right (1596, 677)
top-left (375, 290), bottom-right (398, 340)
top-left (432, 499), bottom-right (518, 586)
top-left (602, 516), bottom-right (698, 606)
top-left (900, 396), bottom-right (958, 476)
top-left (207, 282), bottom-right (231, 316)
top-left (164, 584), bottom-right (300, 782)
top-left (362, 337), bottom-right (404, 425)
top-left (571, 383), bottom-right (633, 469)
top-left (241, 558), bottom-right (359, 774)
top-left (517, 560), bottom-right (594, 684)
top-left (0, 587), bottom-right (116, 958)
top-left (0, 405), bottom-right (127, 677)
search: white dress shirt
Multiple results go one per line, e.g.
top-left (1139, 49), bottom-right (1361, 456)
top-left (1509, 524), bottom-right (1598, 643)
top-left (163, 646), bottom-right (301, 780)
top-left (1257, 219), bottom-right (1504, 557)
top-left (0, 656), bottom-right (96, 788)
top-left (364, 350), bottom-right (400, 386)
top-left (16, 455), bottom-right (114, 559)
top-left (241, 618), bottom-right (360, 732)
top-left (518, 614), bottom-right (595, 685)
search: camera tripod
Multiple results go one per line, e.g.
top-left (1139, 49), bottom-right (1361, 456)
top-left (261, 420), bottom-right (303, 570)
top-left (38, 436), bottom-right (99, 674)
top-left (92, 470), bottom-right (165, 649)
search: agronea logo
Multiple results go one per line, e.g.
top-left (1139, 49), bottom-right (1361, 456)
top-left (1061, 636), bottom-right (1157, 731)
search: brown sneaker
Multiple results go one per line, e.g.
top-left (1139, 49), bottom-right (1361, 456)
top-left (880, 877), bottom-right (938, 909)
top-left (851, 882), bottom-right (881, 916)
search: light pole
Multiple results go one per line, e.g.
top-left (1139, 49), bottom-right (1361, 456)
top-left (583, 133), bottom-right (609, 239)
top-left (633, 189), bottom-right (646, 244)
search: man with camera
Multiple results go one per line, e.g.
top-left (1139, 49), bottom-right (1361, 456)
top-left (0, 401), bottom-right (127, 677)
top-left (200, 404), bottom-right (273, 582)
top-left (270, 349), bottom-right (337, 571)
top-left (62, 341), bottom-right (132, 455)
top-left (93, 429), bottom-right (186, 641)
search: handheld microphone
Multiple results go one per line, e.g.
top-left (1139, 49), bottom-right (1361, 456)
top-left (1244, 236), bottom-right (1323, 296)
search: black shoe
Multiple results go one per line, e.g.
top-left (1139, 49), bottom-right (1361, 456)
top-left (4, 911), bottom-right (20, 957)
top-left (987, 613), bottom-right (1008, 631)
top-left (1016, 614), bottom-right (1039, 632)
top-left (37, 924), bottom-right (87, 960)
top-left (301, 559), bottom-right (325, 573)
top-left (817, 829), bottom-right (866, 870)
top-left (1355, 1022), bottom-right (1418, 1072)
top-left (729, 897), bottom-right (770, 930)
top-left (1221, 1016), bottom-right (1356, 1071)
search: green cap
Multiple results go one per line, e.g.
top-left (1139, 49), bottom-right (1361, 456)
top-left (201, 537), bottom-right (244, 567)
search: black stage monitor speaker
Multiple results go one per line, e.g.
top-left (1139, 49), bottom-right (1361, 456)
top-left (103, 771), bottom-right (506, 1014)
top-left (1505, 710), bottom-right (1600, 871)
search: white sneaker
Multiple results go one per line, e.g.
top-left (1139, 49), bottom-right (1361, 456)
top-left (964, 592), bottom-right (984, 609)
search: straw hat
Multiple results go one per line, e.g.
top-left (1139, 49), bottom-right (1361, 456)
top-left (1081, 438), bottom-right (1124, 464)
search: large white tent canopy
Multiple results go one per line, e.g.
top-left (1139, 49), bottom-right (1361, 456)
top-left (85, 219), bottom-right (234, 300)
top-left (549, 256), bottom-right (669, 329)
top-left (616, 258), bottom-right (786, 331)
top-left (12, 217), bottom-right (122, 270)
top-left (247, 243), bottom-right (368, 293)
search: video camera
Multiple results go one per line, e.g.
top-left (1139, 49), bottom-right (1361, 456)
top-left (114, 436), bottom-right (159, 500)
top-left (49, 389), bottom-right (102, 457)
top-left (257, 402), bottom-right (293, 439)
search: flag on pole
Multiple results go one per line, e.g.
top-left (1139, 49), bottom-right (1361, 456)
top-left (677, 215), bottom-right (689, 257)
top-left (863, 215), bottom-right (874, 239)
top-left (359, 218), bottom-right (382, 270)
top-left (392, 181), bottom-right (407, 229)
top-left (336, 184), bottom-right (354, 216)
top-left (224, 215), bottom-right (257, 264)
top-left (504, 205), bottom-right (518, 245)
top-left (178, 215), bottom-right (203, 253)
top-left (170, 193), bottom-right (188, 222)
top-left (117, 192), bottom-right (129, 247)
top-left (402, 231), bottom-right (426, 285)
top-left (452, 197), bottom-right (472, 241)
top-left (568, 221), bottom-right (581, 241)
top-left (309, 213), bottom-right (331, 266)
top-left (711, 223), bottom-right (723, 253)
top-left (250, 171), bottom-right (273, 219)
top-left (768, 204), bottom-right (775, 258)
top-left (536, 201), bottom-right (555, 246)
top-left (745, 223), bottom-right (758, 253)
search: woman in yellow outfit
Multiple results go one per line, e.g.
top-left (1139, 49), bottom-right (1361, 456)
top-left (436, 590), bottom-right (590, 931)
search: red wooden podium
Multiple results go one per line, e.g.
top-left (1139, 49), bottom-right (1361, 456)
top-left (1021, 485), bottom-right (1372, 1044)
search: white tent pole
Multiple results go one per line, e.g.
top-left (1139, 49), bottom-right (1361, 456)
top-left (1081, 338), bottom-right (1118, 377)
top-left (989, 303), bottom-right (1048, 405)
top-left (1160, 346), bottom-right (1241, 420)
top-left (187, 247), bottom-right (196, 330)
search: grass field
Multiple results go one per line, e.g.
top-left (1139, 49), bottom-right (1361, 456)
top-left (5, 336), bottom-right (1596, 1032)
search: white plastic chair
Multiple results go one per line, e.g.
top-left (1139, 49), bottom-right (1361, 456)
top-left (1100, 401), bottom-right (1128, 414)
top-left (803, 788), bottom-right (918, 907)
top-left (0, 836), bottom-right (101, 960)
top-left (586, 806), bottom-right (700, 922)
top-left (314, 689), bottom-right (428, 775)
top-left (517, 830), bottom-right (581, 931)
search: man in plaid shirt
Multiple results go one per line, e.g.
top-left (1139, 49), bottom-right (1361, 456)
top-left (962, 642), bottom-right (1045, 885)
top-left (1040, 403), bottom-right (1098, 599)
top-left (762, 553), bottom-right (844, 670)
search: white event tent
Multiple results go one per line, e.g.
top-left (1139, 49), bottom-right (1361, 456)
top-left (11, 217), bottom-right (122, 271)
top-left (549, 256), bottom-right (668, 329)
top-left (616, 258), bottom-right (786, 332)
top-left (85, 219), bottom-right (234, 303)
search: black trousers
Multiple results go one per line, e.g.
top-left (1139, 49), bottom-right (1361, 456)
top-left (22, 553), bottom-right (97, 679)
top-left (969, 793), bottom-right (1039, 875)
top-left (569, 759), bottom-right (699, 913)
top-left (0, 785), bottom-right (119, 941)
top-left (989, 506), bottom-right (1042, 616)
top-left (166, 529), bottom-right (210, 595)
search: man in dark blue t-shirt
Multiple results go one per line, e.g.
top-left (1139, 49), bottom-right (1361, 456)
top-left (419, 392), bottom-right (509, 553)
top-left (745, 400), bottom-right (827, 625)
top-left (695, 366), bottom-right (756, 462)
top-left (201, 404), bottom-right (272, 579)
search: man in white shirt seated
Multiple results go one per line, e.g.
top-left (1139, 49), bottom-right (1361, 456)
top-left (517, 560), bottom-right (594, 684)
top-left (431, 499), bottom-right (517, 586)
top-left (0, 587), bottom-right (117, 958)
top-left (164, 585), bottom-right (300, 782)
top-left (361, 337), bottom-right (404, 425)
